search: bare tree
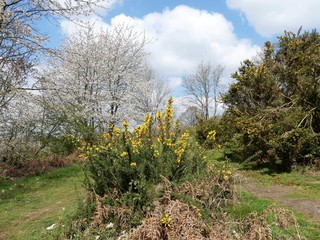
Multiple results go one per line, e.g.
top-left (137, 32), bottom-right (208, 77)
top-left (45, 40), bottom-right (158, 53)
top-left (179, 106), bottom-right (201, 127)
top-left (183, 61), bottom-right (224, 120)
top-left (212, 64), bottom-right (224, 117)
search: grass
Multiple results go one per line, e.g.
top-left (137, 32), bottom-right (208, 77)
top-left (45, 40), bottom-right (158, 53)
top-left (227, 191), bottom-right (320, 240)
top-left (206, 148), bottom-right (320, 238)
top-left (240, 167), bottom-right (320, 199)
top-left (227, 191), bottom-right (273, 220)
top-left (207, 148), bottom-right (320, 200)
top-left (0, 164), bottom-right (85, 240)
top-left (205, 148), bottom-right (224, 162)
top-left (1, 147), bottom-right (319, 239)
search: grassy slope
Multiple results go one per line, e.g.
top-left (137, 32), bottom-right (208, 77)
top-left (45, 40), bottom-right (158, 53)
top-left (0, 164), bottom-right (85, 240)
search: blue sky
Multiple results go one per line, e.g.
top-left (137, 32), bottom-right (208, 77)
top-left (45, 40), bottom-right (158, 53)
top-left (39, 0), bottom-right (320, 104)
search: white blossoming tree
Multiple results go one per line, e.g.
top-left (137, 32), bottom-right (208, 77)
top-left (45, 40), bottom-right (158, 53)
top-left (39, 23), bottom-right (150, 140)
top-left (0, 0), bottom-right (110, 163)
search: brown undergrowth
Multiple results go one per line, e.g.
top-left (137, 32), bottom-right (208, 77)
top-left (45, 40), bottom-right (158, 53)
top-left (0, 152), bottom-right (82, 180)
top-left (64, 175), bottom-right (232, 239)
top-left (63, 174), bottom-right (305, 240)
top-left (241, 206), bottom-right (302, 240)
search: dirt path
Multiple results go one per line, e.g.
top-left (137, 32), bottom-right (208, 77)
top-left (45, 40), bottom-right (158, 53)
top-left (236, 173), bottom-right (320, 222)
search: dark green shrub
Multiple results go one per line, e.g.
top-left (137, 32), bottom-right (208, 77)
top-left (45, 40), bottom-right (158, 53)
top-left (195, 116), bottom-right (220, 148)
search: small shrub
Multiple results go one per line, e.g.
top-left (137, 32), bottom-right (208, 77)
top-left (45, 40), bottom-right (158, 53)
top-left (195, 116), bottom-right (220, 148)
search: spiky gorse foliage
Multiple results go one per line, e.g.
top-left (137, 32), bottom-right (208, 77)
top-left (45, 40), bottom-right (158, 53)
top-left (71, 98), bottom-right (237, 238)
top-left (79, 97), bottom-right (207, 197)
top-left (221, 29), bottom-right (320, 171)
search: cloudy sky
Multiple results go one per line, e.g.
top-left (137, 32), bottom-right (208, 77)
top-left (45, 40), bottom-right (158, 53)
top-left (40, 0), bottom-right (320, 109)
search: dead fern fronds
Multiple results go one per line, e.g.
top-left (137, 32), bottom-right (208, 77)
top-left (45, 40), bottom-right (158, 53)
top-left (243, 212), bottom-right (272, 240)
top-left (241, 205), bottom-right (304, 240)
top-left (263, 205), bottom-right (302, 240)
top-left (176, 175), bottom-right (234, 213)
top-left (127, 197), bottom-right (232, 240)
top-left (91, 193), bottom-right (105, 227)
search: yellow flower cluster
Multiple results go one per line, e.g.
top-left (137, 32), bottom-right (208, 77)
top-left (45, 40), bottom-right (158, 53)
top-left (102, 131), bottom-right (111, 141)
top-left (113, 128), bottom-right (121, 137)
top-left (208, 163), bottom-right (233, 181)
top-left (135, 114), bottom-right (152, 138)
top-left (160, 213), bottom-right (172, 227)
top-left (78, 97), bottom-right (196, 174)
top-left (123, 120), bottom-right (130, 136)
top-left (131, 138), bottom-right (142, 154)
top-left (157, 97), bottom-right (175, 143)
top-left (207, 130), bottom-right (216, 141)
top-left (164, 137), bottom-right (174, 148)
top-left (153, 149), bottom-right (160, 157)
top-left (78, 142), bottom-right (109, 160)
top-left (164, 97), bottom-right (174, 124)
top-left (156, 111), bottom-right (165, 143)
top-left (120, 151), bottom-right (128, 157)
top-left (196, 208), bottom-right (202, 217)
top-left (222, 170), bottom-right (232, 180)
top-left (122, 120), bottom-right (129, 128)
top-left (174, 131), bottom-right (190, 164)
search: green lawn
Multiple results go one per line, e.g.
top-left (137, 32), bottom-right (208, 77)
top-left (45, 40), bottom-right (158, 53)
top-left (0, 164), bottom-right (85, 240)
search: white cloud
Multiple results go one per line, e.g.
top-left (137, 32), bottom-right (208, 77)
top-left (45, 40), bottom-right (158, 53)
top-left (168, 77), bottom-right (183, 91)
top-left (97, 0), bottom-right (123, 15)
top-left (109, 5), bottom-right (259, 85)
top-left (60, 5), bottom-right (259, 94)
top-left (226, 0), bottom-right (320, 37)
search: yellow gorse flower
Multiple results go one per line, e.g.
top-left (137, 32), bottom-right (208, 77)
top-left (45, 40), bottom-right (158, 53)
top-left (130, 131), bottom-right (143, 154)
top-left (207, 130), bottom-right (216, 140)
top-left (120, 151), bottom-right (128, 157)
top-left (156, 111), bottom-right (162, 120)
top-left (153, 149), bottom-right (160, 157)
top-left (197, 208), bottom-right (202, 217)
top-left (174, 131), bottom-right (190, 164)
top-left (113, 128), bottom-right (121, 137)
top-left (164, 97), bottom-right (173, 124)
top-left (161, 213), bottom-right (172, 227)
top-left (122, 120), bottom-right (129, 128)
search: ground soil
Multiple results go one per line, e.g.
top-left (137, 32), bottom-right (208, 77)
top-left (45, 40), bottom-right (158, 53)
top-left (236, 173), bottom-right (320, 222)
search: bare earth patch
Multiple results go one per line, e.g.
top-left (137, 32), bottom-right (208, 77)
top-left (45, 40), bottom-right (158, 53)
top-left (236, 173), bottom-right (320, 222)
